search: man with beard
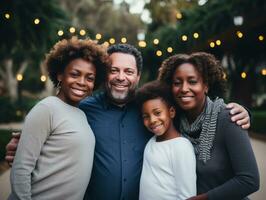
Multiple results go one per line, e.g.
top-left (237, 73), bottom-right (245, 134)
top-left (6, 44), bottom-right (250, 200)
top-left (80, 44), bottom-right (152, 200)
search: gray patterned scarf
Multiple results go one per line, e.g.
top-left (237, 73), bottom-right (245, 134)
top-left (179, 96), bottom-right (225, 163)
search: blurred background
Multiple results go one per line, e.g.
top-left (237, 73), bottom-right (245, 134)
top-left (0, 0), bottom-right (265, 199)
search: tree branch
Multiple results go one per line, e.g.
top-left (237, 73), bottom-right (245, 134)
top-left (17, 60), bottom-right (28, 74)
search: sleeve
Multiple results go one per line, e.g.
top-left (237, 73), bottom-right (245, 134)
top-left (10, 103), bottom-right (52, 200)
top-left (171, 139), bottom-right (197, 199)
top-left (207, 110), bottom-right (260, 200)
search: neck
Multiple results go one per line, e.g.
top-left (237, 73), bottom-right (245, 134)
top-left (56, 93), bottom-right (78, 107)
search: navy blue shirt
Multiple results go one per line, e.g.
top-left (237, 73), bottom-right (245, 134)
top-left (79, 92), bottom-right (152, 200)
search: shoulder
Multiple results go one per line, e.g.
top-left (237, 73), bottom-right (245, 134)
top-left (79, 92), bottom-right (105, 110)
top-left (24, 97), bottom-right (56, 121)
top-left (172, 137), bottom-right (194, 152)
top-left (29, 96), bottom-right (55, 112)
top-left (170, 137), bottom-right (196, 164)
top-left (217, 107), bottom-right (231, 122)
top-left (217, 107), bottom-right (248, 138)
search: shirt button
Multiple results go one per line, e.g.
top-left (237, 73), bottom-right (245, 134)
top-left (123, 159), bottom-right (127, 162)
top-left (123, 178), bottom-right (127, 182)
top-left (121, 124), bottom-right (124, 128)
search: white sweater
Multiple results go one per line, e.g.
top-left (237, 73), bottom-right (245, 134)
top-left (139, 136), bottom-right (196, 200)
top-left (9, 96), bottom-right (95, 200)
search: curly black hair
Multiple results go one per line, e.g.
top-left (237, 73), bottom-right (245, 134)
top-left (107, 43), bottom-right (143, 74)
top-left (136, 80), bottom-right (175, 109)
top-left (157, 52), bottom-right (227, 99)
top-left (45, 36), bottom-right (110, 89)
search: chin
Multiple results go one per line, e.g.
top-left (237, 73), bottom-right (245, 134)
top-left (179, 103), bottom-right (193, 111)
top-left (70, 96), bottom-right (85, 104)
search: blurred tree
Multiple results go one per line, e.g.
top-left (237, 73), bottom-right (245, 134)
top-left (58, 0), bottom-right (144, 43)
top-left (142, 0), bottom-right (266, 106)
top-left (145, 0), bottom-right (197, 31)
top-left (0, 0), bottom-right (69, 102)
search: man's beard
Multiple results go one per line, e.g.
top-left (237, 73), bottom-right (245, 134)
top-left (105, 82), bottom-right (137, 105)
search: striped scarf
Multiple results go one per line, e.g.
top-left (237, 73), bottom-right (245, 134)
top-left (179, 96), bottom-right (225, 163)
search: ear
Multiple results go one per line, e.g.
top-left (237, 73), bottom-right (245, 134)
top-left (57, 73), bottom-right (63, 82)
top-left (204, 85), bottom-right (209, 95)
top-left (169, 106), bottom-right (176, 119)
top-left (136, 73), bottom-right (141, 84)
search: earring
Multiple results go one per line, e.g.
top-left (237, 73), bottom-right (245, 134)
top-left (56, 81), bottom-right (61, 95)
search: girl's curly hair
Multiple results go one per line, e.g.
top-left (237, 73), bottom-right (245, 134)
top-left (45, 36), bottom-right (110, 89)
top-left (157, 52), bottom-right (227, 99)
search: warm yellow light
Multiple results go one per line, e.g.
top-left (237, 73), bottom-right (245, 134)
top-left (69, 27), bottom-right (76, 33)
top-left (103, 41), bottom-right (109, 47)
top-left (223, 72), bottom-right (227, 80)
top-left (193, 32), bottom-right (199, 39)
top-left (16, 110), bottom-right (22, 116)
top-left (121, 37), bottom-right (127, 43)
top-left (16, 74), bottom-right (23, 81)
top-left (241, 72), bottom-right (247, 79)
top-left (96, 33), bottom-right (102, 40)
top-left (153, 39), bottom-right (159, 45)
top-left (258, 35), bottom-right (264, 41)
top-left (34, 18), bottom-right (40, 25)
top-left (176, 12), bottom-right (182, 19)
top-left (4, 13), bottom-right (11, 19)
top-left (181, 35), bottom-right (188, 41)
top-left (40, 75), bottom-right (47, 82)
top-left (57, 30), bottom-right (64, 36)
top-left (109, 38), bottom-right (115, 44)
top-left (262, 69), bottom-right (266, 76)
top-left (138, 40), bottom-right (147, 48)
top-left (167, 47), bottom-right (173, 53)
top-left (79, 29), bottom-right (86, 36)
top-left (209, 42), bottom-right (215, 48)
top-left (216, 40), bottom-right (221, 46)
top-left (236, 31), bottom-right (243, 38)
top-left (156, 50), bottom-right (162, 57)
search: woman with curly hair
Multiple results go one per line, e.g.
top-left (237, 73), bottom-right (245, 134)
top-left (158, 52), bottom-right (259, 200)
top-left (9, 37), bottom-right (110, 200)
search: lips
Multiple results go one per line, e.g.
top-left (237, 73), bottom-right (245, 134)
top-left (112, 84), bottom-right (129, 91)
top-left (71, 88), bottom-right (87, 96)
top-left (149, 123), bottom-right (163, 132)
top-left (178, 96), bottom-right (194, 102)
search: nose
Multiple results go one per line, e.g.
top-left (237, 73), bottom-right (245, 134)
top-left (77, 76), bottom-right (86, 85)
top-left (181, 82), bottom-right (189, 92)
top-left (116, 72), bottom-right (126, 81)
top-left (149, 115), bottom-right (157, 124)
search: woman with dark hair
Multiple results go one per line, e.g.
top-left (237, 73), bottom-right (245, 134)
top-left (158, 52), bottom-right (259, 200)
top-left (9, 37), bottom-right (110, 200)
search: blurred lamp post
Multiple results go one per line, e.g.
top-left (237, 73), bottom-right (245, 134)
top-left (233, 16), bottom-right (243, 26)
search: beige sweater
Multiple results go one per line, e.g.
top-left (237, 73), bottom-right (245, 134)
top-left (9, 96), bottom-right (95, 200)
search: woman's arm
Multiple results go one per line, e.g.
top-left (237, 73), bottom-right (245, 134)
top-left (10, 103), bottom-right (51, 199)
top-left (207, 110), bottom-right (259, 200)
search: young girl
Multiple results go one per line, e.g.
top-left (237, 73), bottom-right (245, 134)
top-left (9, 37), bottom-right (110, 200)
top-left (158, 52), bottom-right (259, 200)
top-left (136, 80), bottom-right (196, 200)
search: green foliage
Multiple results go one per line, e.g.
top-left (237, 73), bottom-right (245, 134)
top-left (142, 0), bottom-right (266, 107)
top-left (0, 0), bottom-right (70, 59)
top-left (0, 96), bottom-right (39, 123)
top-left (251, 111), bottom-right (266, 134)
top-left (0, 130), bottom-right (12, 162)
